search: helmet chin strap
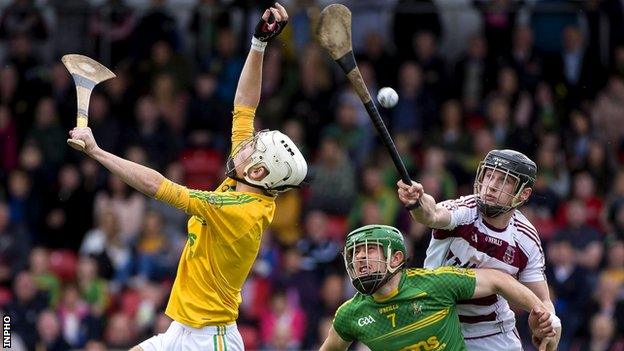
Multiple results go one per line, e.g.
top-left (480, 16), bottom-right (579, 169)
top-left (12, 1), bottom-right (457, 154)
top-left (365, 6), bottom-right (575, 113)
top-left (352, 249), bottom-right (406, 295)
top-left (477, 202), bottom-right (510, 217)
top-left (352, 273), bottom-right (385, 295)
top-left (477, 191), bottom-right (525, 218)
top-left (352, 264), bottom-right (404, 295)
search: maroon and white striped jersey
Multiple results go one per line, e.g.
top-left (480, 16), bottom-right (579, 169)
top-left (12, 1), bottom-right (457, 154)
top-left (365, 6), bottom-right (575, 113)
top-left (423, 195), bottom-right (545, 339)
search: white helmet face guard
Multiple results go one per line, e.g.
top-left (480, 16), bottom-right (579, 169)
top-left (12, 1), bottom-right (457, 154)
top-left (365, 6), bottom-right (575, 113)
top-left (226, 130), bottom-right (307, 194)
top-left (227, 135), bottom-right (268, 176)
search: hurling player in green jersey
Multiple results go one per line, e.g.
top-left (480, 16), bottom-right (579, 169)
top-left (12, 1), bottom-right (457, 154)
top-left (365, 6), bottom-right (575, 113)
top-left (320, 225), bottom-right (556, 351)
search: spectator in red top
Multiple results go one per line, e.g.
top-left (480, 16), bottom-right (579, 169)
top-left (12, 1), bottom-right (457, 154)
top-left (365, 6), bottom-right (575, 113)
top-left (557, 171), bottom-right (605, 231)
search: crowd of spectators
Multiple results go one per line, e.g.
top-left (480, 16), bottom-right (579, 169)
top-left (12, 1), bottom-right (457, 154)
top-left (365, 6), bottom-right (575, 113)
top-left (2, 0), bottom-right (624, 350)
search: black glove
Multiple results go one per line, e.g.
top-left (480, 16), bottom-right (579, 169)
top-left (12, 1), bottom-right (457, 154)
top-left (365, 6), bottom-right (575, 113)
top-left (253, 12), bottom-right (287, 42)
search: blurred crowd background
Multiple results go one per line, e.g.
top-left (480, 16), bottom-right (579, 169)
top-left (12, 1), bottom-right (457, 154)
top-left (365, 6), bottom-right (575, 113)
top-left (1, 0), bottom-right (624, 350)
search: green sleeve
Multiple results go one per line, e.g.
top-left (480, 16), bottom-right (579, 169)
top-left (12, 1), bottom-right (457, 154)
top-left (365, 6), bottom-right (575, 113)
top-left (332, 300), bottom-right (355, 342)
top-left (433, 267), bottom-right (477, 302)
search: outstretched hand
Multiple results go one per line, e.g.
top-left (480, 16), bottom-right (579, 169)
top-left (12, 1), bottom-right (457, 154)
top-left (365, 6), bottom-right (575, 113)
top-left (254, 2), bottom-right (288, 42)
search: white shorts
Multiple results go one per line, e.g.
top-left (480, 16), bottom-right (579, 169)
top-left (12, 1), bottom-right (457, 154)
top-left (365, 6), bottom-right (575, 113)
top-left (138, 320), bottom-right (244, 351)
top-left (464, 329), bottom-right (523, 351)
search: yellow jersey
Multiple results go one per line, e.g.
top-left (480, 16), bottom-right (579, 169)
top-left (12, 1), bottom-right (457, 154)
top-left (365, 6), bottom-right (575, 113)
top-left (155, 105), bottom-right (276, 327)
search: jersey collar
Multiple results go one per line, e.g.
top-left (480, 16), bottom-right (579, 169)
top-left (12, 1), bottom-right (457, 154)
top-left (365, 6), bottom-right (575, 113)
top-left (372, 287), bottom-right (399, 302)
top-left (372, 272), bottom-right (407, 302)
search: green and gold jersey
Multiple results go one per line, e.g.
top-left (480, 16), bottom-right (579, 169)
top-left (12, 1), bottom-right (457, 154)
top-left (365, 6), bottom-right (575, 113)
top-left (333, 267), bottom-right (476, 351)
top-left (156, 105), bottom-right (277, 327)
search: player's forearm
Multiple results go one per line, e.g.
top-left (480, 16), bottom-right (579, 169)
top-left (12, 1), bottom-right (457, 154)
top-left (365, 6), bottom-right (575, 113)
top-left (542, 299), bottom-right (555, 315)
top-left (233, 47), bottom-right (264, 108)
top-left (90, 147), bottom-right (164, 197)
top-left (524, 280), bottom-right (558, 317)
top-left (319, 338), bottom-right (348, 351)
top-left (410, 194), bottom-right (450, 228)
top-left (493, 272), bottom-right (547, 313)
top-left (409, 192), bottom-right (436, 224)
top-left (319, 342), bottom-right (343, 351)
top-left (319, 327), bottom-right (351, 351)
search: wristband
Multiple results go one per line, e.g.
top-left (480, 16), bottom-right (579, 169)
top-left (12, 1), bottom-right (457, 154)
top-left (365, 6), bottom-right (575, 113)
top-left (549, 314), bottom-right (561, 328)
top-left (251, 37), bottom-right (267, 52)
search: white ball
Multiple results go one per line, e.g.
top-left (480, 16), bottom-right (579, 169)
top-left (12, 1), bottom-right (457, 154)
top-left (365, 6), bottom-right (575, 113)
top-left (377, 87), bottom-right (399, 108)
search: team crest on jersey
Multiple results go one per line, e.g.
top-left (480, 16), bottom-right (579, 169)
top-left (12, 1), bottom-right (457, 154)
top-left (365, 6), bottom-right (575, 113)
top-left (503, 246), bottom-right (515, 264)
top-left (412, 302), bottom-right (423, 316)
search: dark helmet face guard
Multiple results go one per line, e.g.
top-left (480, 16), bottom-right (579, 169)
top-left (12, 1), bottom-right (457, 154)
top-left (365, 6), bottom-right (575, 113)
top-left (343, 239), bottom-right (391, 295)
top-left (342, 225), bottom-right (408, 295)
top-left (473, 150), bottom-right (536, 217)
top-left (343, 238), bottom-right (402, 295)
top-left (474, 164), bottom-right (523, 217)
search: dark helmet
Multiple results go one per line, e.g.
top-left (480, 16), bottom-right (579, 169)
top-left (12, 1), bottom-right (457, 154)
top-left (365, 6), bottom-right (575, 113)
top-left (473, 149), bottom-right (537, 217)
top-left (342, 225), bottom-right (408, 295)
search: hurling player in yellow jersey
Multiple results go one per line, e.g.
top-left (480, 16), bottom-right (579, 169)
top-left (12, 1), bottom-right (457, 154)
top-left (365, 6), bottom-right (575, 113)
top-left (69, 3), bottom-right (306, 350)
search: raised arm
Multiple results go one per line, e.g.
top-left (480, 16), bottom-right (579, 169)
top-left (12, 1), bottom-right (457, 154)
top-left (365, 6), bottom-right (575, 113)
top-left (69, 127), bottom-right (164, 197)
top-left (230, 3), bottom-right (288, 153)
top-left (234, 3), bottom-right (288, 109)
top-left (397, 179), bottom-right (451, 228)
top-left (233, 37), bottom-right (264, 108)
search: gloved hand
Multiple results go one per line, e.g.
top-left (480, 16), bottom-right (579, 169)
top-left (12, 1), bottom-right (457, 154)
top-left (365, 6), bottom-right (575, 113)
top-left (253, 2), bottom-right (288, 42)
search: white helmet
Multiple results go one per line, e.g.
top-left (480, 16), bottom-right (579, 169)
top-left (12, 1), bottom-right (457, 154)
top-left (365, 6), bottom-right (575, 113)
top-left (227, 130), bottom-right (307, 194)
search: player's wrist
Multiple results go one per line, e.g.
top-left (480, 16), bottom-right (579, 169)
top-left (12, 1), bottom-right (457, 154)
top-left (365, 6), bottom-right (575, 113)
top-left (88, 145), bottom-right (104, 159)
top-left (251, 37), bottom-right (267, 52)
top-left (405, 201), bottom-right (420, 211)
